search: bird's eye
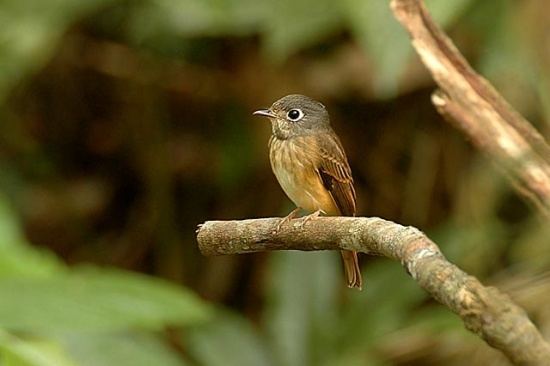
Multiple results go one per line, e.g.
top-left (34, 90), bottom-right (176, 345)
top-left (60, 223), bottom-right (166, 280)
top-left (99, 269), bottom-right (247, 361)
top-left (287, 109), bottom-right (304, 122)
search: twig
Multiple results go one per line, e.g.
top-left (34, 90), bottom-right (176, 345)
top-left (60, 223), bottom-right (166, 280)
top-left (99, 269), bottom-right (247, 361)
top-left (390, 0), bottom-right (550, 218)
top-left (196, 216), bottom-right (550, 365)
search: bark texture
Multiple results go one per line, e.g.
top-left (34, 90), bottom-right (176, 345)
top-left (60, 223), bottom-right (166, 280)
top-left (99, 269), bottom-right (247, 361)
top-left (197, 216), bottom-right (550, 365)
top-left (390, 0), bottom-right (550, 217)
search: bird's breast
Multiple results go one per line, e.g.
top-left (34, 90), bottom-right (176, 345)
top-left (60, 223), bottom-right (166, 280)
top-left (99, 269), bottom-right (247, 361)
top-left (269, 136), bottom-right (338, 214)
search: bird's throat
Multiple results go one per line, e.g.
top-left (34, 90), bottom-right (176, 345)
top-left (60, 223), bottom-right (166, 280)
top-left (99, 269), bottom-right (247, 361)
top-left (271, 120), bottom-right (291, 140)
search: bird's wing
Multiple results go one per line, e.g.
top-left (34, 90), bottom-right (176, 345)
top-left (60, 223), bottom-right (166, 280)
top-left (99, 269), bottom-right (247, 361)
top-left (316, 132), bottom-right (356, 216)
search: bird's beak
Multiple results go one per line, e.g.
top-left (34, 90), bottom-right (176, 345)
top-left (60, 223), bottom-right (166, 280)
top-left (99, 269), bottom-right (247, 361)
top-left (253, 109), bottom-right (276, 118)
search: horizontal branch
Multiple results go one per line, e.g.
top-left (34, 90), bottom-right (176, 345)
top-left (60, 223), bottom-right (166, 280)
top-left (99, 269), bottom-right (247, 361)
top-left (391, 0), bottom-right (550, 218)
top-left (197, 216), bottom-right (550, 365)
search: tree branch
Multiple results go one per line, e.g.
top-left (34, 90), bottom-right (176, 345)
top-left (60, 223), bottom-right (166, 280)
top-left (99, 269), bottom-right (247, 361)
top-left (390, 0), bottom-right (550, 218)
top-left (197, 2), bottom-right (550, 364)
top-left (197, 216), bottom-right (550, 365)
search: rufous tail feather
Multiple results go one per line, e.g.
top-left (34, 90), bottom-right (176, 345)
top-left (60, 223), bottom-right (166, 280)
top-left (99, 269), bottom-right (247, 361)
top-left (340, 250), bottom-right (362, 290)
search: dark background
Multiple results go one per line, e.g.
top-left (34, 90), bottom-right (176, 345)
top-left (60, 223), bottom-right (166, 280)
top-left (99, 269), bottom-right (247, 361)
top-left (0, 0), bottom-right (549, 365)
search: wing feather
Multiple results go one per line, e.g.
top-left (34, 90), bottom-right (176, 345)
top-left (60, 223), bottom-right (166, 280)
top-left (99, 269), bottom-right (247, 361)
top-left (316, 132), bottom-right (356, 216)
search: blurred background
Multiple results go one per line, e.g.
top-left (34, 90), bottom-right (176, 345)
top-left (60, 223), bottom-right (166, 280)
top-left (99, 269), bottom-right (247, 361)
top-left (1, 0), bottom-right (550, 365)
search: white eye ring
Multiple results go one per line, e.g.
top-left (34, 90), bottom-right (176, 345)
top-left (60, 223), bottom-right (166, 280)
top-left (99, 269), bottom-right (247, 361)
top-left (286, 108), bottom-right (304, 122)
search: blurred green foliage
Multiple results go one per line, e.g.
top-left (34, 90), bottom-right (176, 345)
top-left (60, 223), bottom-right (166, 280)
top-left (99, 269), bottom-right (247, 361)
top-left (0, 193), bottom-right (209, 364)
top-left (0, 0), bottom-right (476, 101)
top-left (1, 0), bottom-right (550, 365)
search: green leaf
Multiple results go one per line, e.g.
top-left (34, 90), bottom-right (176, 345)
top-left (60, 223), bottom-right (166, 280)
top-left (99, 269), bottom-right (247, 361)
top-left (425, 0), bottom-right (475, 27)
top-left (264, 251), bottom-right (340, 366)
top-left (473, 0), bottom-right (535, 116)
top-left (184, 311), bottom-right (272, 366)
top-left (343, 0), bottom-right (474, 98)
top-left (125, 0), bottom-right (269, 53)
top-left (0, 0), bottom-right (119, 102)
top-left (0, 244), bottom-right (63, 280)
top-left (0, 195), bottom-right (27, 248)
top-left (0, 267), bottom-right (211, 333)
top-left (0, 330), bottom-right (76, 366)
top-left (58, 332), bottom-right (187, 366)
top-left (261, 0), bottom-right (343, 61)
top-left (127, 0), bottom-right (268, 49)
top-left (342, 0), bottom-right (411, 98)
top-left (0, 194), bottom-right (64, 279)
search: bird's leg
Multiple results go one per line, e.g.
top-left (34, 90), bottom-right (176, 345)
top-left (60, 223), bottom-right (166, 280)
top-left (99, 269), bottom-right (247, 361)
top-left (295, 209), bottom-right (324, 229)
top-left (274, 207), bottom-right (302, 233)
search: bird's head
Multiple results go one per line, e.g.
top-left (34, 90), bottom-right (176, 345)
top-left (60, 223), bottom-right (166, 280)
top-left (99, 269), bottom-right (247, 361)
top-left (253, 94), bottom-right (330, 140)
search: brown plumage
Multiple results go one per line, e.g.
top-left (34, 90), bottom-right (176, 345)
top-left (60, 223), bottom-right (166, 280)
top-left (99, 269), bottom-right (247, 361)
top-left (255, 94), bottom-right (362, 289)
top-left (317, 134), bottom-right (361, 289)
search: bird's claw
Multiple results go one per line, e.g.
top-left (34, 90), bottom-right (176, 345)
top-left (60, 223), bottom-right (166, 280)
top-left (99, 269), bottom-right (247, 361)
top-left (294, 209), bottom-right (323, 229)
top-left (273, 207), bottom-right (301, 234)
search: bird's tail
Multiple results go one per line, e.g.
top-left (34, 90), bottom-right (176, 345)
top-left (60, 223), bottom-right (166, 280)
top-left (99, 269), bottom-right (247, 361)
top-left (340, 250), bottom-right (362, 290)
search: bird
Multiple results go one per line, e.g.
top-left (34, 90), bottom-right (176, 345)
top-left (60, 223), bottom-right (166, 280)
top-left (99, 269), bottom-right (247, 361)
top-left (253, 94), bottom-right (362, 289)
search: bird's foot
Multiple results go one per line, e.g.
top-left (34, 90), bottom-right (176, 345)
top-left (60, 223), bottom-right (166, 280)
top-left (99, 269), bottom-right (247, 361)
top-left (294, 209), bottom-right (323, 229)
top-left (274, 207), bottom-right (302, 233)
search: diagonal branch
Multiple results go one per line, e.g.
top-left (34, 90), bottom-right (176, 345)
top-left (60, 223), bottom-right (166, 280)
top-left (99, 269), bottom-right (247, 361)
top-left (197, 216), bottom-right (550, 365)
top-left (390, 0), bottom-right (550, 217)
